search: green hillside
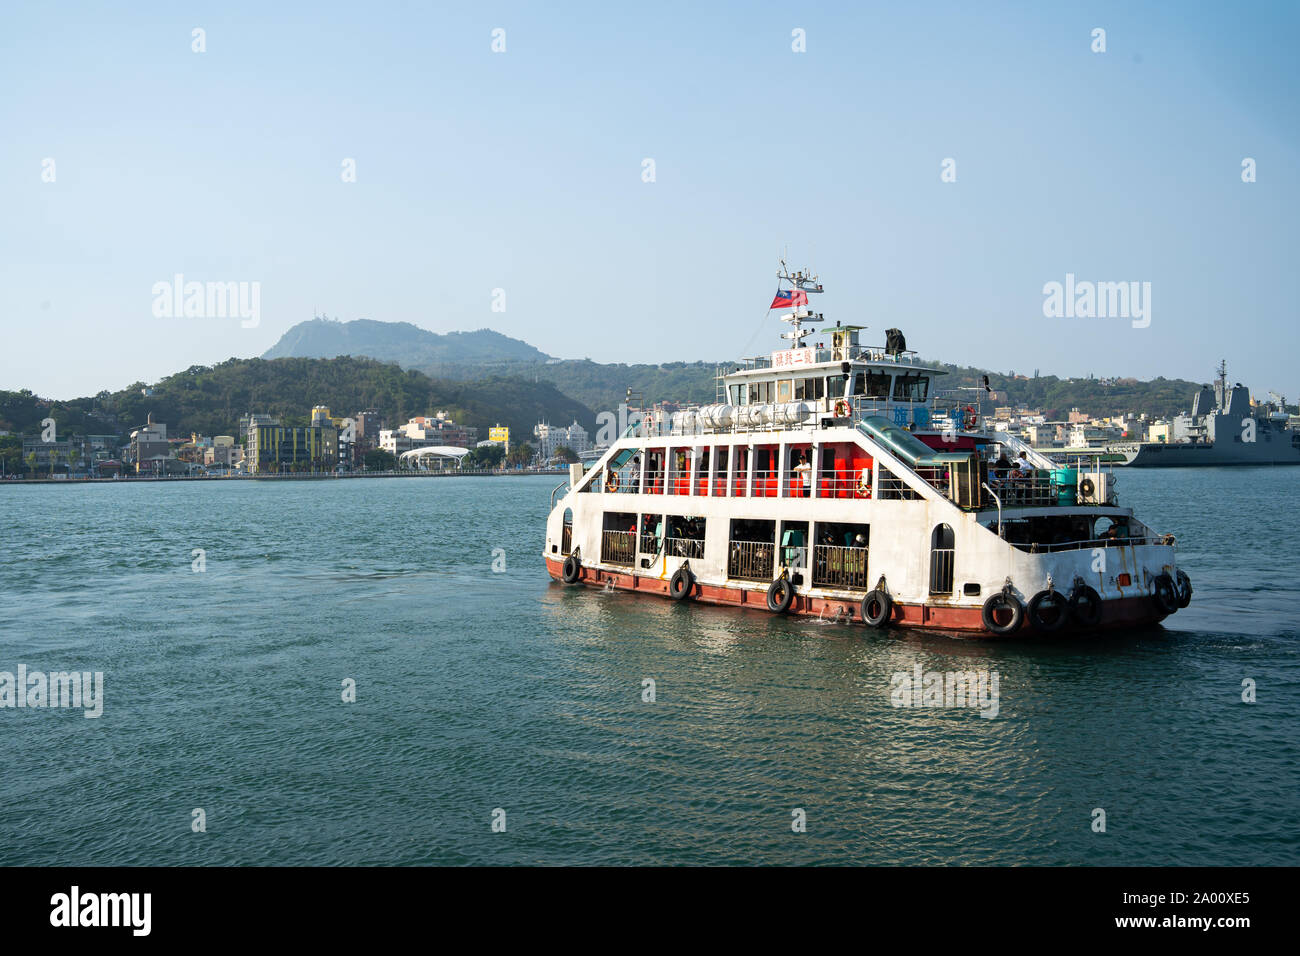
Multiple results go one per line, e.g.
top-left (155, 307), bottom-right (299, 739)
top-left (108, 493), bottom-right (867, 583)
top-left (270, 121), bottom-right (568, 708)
top-left (0, 357), bottom-right (594, 446)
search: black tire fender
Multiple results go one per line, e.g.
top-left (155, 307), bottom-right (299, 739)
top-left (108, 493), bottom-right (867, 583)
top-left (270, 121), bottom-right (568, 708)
top-left (766, 577), bottom-right (795, 614)
top-left (982, 592), bottom-right (1025, 635)
top-left (1153, 573), bottom-right (1178, 614)
top-left (669, 566), bottom-right (694, 601)
top-left (561, 554), bottom-right (581, 584)
top-left (1027, 589), bottom-right (1068, 632)
top-left (1069, 585), bottom-right (1103, 627)
top-left (860, 589), bottom-right (892, 628)
top-left (1175, 569), bottom-right (1192, 609)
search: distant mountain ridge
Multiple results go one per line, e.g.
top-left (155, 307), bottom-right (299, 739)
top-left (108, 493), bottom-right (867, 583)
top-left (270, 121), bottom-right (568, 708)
top-left (263, 318), bottom-right (552, 365)
top-left (262, 318), bottom-right (1208, 421)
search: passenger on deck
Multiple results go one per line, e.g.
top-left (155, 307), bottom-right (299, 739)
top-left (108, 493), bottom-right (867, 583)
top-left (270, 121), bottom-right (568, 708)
top-left (792, 450), bottom-right (812, 495)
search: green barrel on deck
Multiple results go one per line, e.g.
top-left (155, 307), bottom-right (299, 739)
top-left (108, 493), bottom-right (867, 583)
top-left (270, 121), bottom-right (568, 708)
top-left (1052, 468), bottom-right (1078, 505)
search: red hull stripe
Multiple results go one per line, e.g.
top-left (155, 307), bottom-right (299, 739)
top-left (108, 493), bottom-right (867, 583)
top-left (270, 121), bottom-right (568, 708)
top-left (543, 557), bottom-right (1168, 634)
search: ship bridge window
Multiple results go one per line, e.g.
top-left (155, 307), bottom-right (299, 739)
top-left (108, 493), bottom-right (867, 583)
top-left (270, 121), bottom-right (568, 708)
top-left (826, 373), bottom-right (848, 399)
top-left (892, 374), bottom-right (930, 403)
top-left (729, 384), bottom-right (748, 405)
top-left (853, 370), bottom-right (891, 398)
top-left (748, 380), bottom-right (774, 404)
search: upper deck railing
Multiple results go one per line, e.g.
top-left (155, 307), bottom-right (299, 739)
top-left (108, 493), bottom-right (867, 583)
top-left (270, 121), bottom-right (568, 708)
top-left (725, 347), bottom-right (929, 374)
top-left (619, 395), bottom-right (968, 440)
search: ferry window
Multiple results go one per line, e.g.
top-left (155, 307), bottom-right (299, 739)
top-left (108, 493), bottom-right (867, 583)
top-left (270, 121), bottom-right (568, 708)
top-left (729, 384), bottom-right (746, 405)
top-left (826, 374), bottom-right (847, 399)
top-left (865, 371), bottom-right (891, 398)
top-left (748, 381), bottom-right (773, 404)
top-left (794, 377), bottom-right (825, 401)
top-left (892, 375), bottom-right (929, 402)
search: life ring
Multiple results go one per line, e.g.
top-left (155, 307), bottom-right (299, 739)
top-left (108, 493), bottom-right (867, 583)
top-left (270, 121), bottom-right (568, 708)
top-left (855, 469), bottom-right (872, 498)
top-left (669, 566), bottom-right (694, 601)
top-left (860, 589), bottom-right (891, 627)
top-left (1027, 589), bottom-right (1068, 632)
top-left (766, 577), bottom-right (795, 614)
top-left (1069, 585), bottom-right (1102, 627)
top-left (1174, 569), bottom-right (1192, 608)
top-left (561, 554), bottom-right (582, 584)
top-left (1152, 573), bottom-right (1178, 614)
top-left (981, 592), bottom-right (1024, 635)
top-left (834, 399), bottom-right (850, 418)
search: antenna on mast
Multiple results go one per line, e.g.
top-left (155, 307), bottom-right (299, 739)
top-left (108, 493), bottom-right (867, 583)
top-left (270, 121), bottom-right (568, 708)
top-left (775, 259), bottom-right (826, 347)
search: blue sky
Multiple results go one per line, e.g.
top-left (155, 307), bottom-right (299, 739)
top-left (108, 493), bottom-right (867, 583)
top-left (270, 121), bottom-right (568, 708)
top-left (2, 1), bottom-right (1296, 398)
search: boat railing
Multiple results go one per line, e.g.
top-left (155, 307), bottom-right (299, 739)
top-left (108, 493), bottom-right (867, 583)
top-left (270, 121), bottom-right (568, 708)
top-left (665, 536), bottom-right (705, 559)
top-left (811, 545), bottom-right (869, 590)
top-left (815, 469), bottom-right (871, 499)
top-left (876, 467), bottom-right (924, 501)
top-left (604, 465), bottom-right (640, 494)
top-left (560, 523), bottom-right (572, 555)
top-left (728, 540), bottom-right (775, 582)
top-left (996, 432), bottom-right (1057, 471)
top-left (986, 471), bottom-right (1062, 507)
top-left (750, 469), bottom-right (780, 497)
top-left (550, 479), bottom-right (569, 509)
top-left (638, 533), bottom-right (662, 556)
top-left (601, 530), bottom-right (636, 566)
top-left (982, 482), bottom-right (1003, 537)
top-left (1011, 535), bottom-right (1163, 554)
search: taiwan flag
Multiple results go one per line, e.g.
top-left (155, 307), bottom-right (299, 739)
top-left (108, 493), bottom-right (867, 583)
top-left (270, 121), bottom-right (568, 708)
top-left (770, 289), bottom-right (809, 310)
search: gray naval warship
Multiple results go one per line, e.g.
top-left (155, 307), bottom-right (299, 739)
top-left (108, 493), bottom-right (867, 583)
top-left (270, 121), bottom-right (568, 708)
top-left (1112, 362), bottom-right (1300, 466)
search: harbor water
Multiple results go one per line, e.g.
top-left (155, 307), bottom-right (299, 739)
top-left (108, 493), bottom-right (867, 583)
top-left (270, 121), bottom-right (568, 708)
top-left (0, 470), bottom-right (1296, 865)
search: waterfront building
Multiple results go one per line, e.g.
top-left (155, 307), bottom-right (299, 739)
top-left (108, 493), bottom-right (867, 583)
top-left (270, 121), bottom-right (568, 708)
top-left (381, 414), bottom-right (478, 455)
top-left (534, 421), bottom-right (592, 460)
top-left (129, 414), bottom-right (171, 474)
top-left (246, 421), bottom-right (338, 474)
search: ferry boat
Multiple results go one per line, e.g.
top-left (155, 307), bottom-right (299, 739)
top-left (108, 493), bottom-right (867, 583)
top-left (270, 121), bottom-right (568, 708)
top-left (542, 267), bottom-right (1192, 636)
